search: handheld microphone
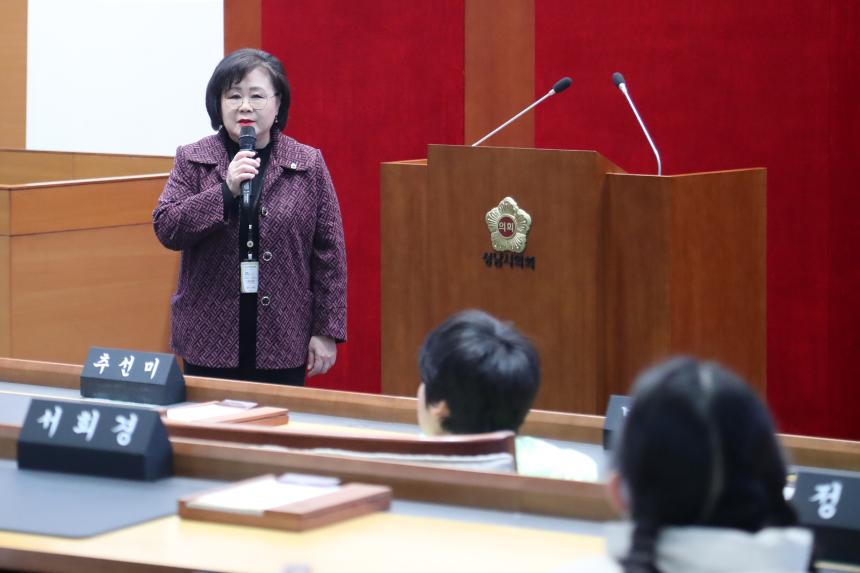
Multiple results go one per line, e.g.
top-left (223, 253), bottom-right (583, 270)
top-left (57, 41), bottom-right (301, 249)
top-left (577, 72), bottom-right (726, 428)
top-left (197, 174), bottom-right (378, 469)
top-left (471, 76), bottom-right (573, 147)
top-left (612, 72), bottom-right (662, 175)
top-left (238, 125), bottom-right (256, 209)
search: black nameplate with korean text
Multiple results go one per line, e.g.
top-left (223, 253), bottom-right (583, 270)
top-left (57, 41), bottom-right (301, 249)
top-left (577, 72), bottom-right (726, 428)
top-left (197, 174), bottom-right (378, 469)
top-left (81, 346), bottom-right (185, 405)
top-left (18, 399), bottom-right (172, 481)
top-left (792, 468), bottom-right (860, 565)
top-left (603, 394), bottom-right (632, 451)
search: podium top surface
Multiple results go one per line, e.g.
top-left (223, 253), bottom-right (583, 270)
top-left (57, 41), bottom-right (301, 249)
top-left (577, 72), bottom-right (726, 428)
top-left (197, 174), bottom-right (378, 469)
top-left (384, 145), bottom-right (766, 179)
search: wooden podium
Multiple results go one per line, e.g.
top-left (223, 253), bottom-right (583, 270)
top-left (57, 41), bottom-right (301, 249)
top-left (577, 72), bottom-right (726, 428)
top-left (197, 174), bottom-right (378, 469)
top-left (381, 145), bottom-right (766, 414)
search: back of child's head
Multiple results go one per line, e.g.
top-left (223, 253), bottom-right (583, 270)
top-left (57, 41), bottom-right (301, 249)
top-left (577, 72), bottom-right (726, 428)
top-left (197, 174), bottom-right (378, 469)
top-left (614, 357), bottom-right (800, 572)
top-left (418, 309), bottom-right (540, 434)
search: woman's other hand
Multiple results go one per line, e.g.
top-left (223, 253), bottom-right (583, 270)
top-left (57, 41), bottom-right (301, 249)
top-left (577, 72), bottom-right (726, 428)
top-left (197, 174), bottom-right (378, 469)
top-left (225, 150), bottom-right (260, 197)
top-left (307, 335), bottom-right (337, 377)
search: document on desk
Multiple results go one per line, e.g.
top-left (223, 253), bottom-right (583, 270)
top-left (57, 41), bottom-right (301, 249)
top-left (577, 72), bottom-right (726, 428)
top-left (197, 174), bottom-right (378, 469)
top-left (187, 475), bottom-right (339, 516)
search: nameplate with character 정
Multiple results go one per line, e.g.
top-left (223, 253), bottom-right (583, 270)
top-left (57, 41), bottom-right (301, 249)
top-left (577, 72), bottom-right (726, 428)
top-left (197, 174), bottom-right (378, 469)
top-left (603, 394), bottom-right (632, 451)
top-left (17, 399), bottom-right (173, 481)
top-left (81, 346), bottom-right (185, 405)
top-left (791, 468), bottom-right (860, 565)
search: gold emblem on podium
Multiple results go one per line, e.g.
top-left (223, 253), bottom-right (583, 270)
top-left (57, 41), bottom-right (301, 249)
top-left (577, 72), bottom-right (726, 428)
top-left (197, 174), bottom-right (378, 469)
top-left (485, 197), bottom-right (532, 253)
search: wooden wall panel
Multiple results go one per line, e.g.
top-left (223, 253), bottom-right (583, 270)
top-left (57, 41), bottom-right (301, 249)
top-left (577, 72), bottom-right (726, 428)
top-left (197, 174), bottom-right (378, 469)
top-left (9, 176), bottom-right (168, 235)
top-left (9, 224), bottom-right (178, 363)
top-left (69, 153), bottom-right (173, 179)
top-left (0, 154), bottom-right (181, 377)
top-left (0, 150), bottom-right (172, 185)
top-left (0, 151), bottom-right (76, 185)
top-left (0, 0), bottom-right (26, 149)
top-left (380, 161), bottom-right (430, 401)
top-left (0, 236), bottom-right (9, 355)
top-left (0, 191), bottom-right (8, 235)
top-left (465, 0), bottom-right (534, 147)
top-left (224, 0), bottom-right (261, 54)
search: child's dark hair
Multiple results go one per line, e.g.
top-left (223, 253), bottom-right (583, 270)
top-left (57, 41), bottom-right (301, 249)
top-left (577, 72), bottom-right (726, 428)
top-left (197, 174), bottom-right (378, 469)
top-left (614, 357), bottom-right (805, 573)
top-left (418, 309), bottom-right (540, 434)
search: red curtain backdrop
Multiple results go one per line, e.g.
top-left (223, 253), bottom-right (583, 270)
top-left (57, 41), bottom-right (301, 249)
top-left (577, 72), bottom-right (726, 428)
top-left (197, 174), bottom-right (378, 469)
top-left (825, 0), bottom-right (860, 440)
top-left (261, 0), bottom-right (465, 393)
top-left (536, 0), bottom-right (860, 439)
top-left (259, 0), bottom-right (859, 439)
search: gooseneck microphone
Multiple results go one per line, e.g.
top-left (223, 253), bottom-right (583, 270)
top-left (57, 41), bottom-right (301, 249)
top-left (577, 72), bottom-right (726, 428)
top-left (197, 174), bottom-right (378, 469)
top-left (612, 72), bottom-right (662, 175)
top-left (238, 125), bottom-right (256, 210)
top-left (471, 76), bottom-right (573, 147)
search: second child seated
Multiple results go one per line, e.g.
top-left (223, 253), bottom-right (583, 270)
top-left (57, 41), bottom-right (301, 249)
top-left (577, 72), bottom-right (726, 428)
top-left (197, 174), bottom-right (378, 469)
top-left (416, 309), bottom-right (598, 481)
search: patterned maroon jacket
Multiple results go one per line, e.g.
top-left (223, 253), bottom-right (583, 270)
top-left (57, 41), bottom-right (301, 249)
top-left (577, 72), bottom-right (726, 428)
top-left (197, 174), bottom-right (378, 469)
top-left (153, 132), bottom-right (346, 369)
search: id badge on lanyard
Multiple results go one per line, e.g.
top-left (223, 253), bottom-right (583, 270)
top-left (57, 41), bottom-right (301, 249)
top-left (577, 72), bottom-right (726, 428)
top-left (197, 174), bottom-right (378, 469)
top-left (240, 260), bottom-right (259, 293)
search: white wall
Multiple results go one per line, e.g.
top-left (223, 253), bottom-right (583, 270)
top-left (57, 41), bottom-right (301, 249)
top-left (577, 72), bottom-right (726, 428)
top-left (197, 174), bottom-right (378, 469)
top-left (27, 0), bottom-right (223, 156)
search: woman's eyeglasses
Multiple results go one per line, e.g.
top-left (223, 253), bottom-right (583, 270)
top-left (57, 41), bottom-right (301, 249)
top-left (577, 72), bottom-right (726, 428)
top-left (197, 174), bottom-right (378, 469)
top-left (222, 93), bottom-right (278, 111)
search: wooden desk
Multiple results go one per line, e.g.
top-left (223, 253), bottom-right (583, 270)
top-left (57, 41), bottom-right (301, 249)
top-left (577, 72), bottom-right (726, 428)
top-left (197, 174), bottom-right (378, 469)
top-left (1, 357), bottom-right (857, 472)
top-left (0, 357), bottom-right (609, 572)
top-left (0, 511), bottom-right (604, 573)
top-left (1, 358), bottom-right (859, 572)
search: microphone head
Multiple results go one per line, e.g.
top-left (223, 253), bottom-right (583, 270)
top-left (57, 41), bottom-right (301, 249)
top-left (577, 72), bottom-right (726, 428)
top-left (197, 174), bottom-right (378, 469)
top-left (239, 125), bottom-right (256, 149)
top-left (612, 72), bottom-right (626, 88)
top-left (552, 76), bottom-right (573, 94)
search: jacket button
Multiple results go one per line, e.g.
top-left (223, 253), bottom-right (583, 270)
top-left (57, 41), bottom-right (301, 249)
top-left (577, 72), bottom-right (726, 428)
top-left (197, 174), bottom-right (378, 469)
top-left (262, 251), bottom-right (272, 262)
top-left (261, 206), bottom-right (268, 216)
top-left (260, 295), bottom-right (271, 306)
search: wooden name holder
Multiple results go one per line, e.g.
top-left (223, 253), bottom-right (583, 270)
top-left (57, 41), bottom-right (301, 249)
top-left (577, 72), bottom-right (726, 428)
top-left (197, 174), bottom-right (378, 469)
top-left (164, 400), bottom-right (289, 426)
top-left (179, 473), bottom-right (392, 531)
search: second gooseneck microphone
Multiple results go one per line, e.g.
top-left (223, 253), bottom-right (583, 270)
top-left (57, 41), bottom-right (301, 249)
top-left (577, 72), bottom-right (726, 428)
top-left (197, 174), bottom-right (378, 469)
top-left (612, 72), bottom-right (662, 176)
top-left (472, 77), bottom-right (573, 147)
top-left (238, 125), bottom-right (256, 210)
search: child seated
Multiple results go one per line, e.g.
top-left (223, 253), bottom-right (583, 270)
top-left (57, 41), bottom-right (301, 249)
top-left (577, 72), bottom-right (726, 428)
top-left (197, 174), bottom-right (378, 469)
top-left (560, 356), bottom-right (814, 573)
top-left (416, 309), bottom-right (597, 481)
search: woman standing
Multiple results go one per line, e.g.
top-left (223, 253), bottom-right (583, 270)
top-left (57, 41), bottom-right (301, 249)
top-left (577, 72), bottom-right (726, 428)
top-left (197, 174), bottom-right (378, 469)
top-left (153, 49), bottom-right (346, 386)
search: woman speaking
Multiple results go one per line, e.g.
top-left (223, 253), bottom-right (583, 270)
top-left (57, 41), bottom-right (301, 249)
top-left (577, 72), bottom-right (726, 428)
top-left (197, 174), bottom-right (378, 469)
top-left (153, 49), bottom-right (346, 386)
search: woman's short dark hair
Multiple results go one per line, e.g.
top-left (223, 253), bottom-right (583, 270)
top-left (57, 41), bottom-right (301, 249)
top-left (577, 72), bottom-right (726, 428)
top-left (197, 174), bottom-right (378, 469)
top-left (205, 48), bottom-right (291, 131)
top-left (615, 357), bottom-right (801, 573)
top-left (418, 309), bottom-right (540, 434)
